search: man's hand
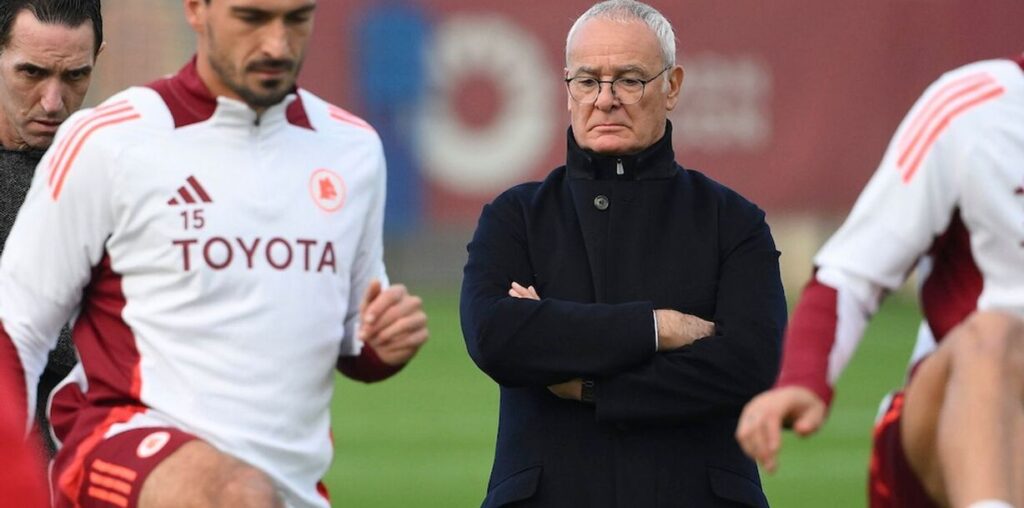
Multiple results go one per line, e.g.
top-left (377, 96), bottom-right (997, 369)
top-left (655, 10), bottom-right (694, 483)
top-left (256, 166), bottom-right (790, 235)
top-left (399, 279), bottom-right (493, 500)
top-left (508, 281), bottom-right (539, 300)
top-left (358, 280), bottom-right (428, 366)
top-left (734, 386), bottom-right (827, 473)
top-left (654, 309), bottom-right (714, 351)
top-left (548, 379), bottom-right (583, 400)
top-left (510, 287), bottom-right (713, 354)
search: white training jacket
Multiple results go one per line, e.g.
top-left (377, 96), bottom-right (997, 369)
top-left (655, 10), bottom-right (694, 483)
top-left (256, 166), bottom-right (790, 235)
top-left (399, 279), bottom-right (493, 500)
top-left (0, 60), bottom-right (387, 508)
top-left (777, 56), bottom-right (1024, 403)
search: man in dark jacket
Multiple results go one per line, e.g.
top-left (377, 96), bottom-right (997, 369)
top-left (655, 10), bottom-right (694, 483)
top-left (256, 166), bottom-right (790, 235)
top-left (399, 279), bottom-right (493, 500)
top-left (460, 1), bottom-right (787, 506)
top-left (0, 0), bottom-right (103, 455)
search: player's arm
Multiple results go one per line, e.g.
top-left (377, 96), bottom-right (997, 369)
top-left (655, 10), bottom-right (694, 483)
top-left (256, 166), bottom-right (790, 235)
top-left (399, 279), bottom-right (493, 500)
top-left (737, 63), bottom-right (987, 471)
top-left (750, 62), bottom-right (975, 410)
top-left (0, 106), bottom-right (120, 432)
top-left (337, 138), bottom-right (426, 382)
top-left (735, 267), bottom-right (883, 472)
top-left (460, 190), bottom-right (659, 388)
top-left (344, 279), bottom-right (427, 376)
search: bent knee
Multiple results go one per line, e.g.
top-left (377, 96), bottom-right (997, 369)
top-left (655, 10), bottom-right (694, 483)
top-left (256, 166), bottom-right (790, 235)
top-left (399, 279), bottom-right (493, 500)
top-left (218, 464), bottom-right (283, 508)
top-left (960, 311), bottom-right (1024, 344)
top-left (949, 312), bottom-right (1024, 371)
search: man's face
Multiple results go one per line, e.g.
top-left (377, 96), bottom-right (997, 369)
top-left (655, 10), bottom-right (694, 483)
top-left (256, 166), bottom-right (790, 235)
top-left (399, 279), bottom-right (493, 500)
top-left (187, 0), bottom-right (315, 111)
top-left (566, 18), bottom-right (683, 156)
top-left (0, 10), bottom-right (96, 150)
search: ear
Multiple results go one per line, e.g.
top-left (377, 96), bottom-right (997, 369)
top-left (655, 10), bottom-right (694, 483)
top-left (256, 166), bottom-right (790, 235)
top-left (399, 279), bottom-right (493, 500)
top-left (565, 67), bottom-right (573, 113)
top-left (184, 0), bottom-right (206, 34)
top-left (664, 65), bottom-right (684, 111)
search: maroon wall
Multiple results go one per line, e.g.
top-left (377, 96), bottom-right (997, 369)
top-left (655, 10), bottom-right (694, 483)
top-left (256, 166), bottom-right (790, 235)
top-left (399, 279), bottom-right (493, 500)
top-left (301, 1), bottom-right (1021, 221)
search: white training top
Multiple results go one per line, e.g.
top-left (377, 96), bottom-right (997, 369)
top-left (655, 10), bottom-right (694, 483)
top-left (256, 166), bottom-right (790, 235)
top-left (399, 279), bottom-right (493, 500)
top-left (0, 61), bottom-right (387, 508)
top-left (809, 58), bottom-right (1024, 387)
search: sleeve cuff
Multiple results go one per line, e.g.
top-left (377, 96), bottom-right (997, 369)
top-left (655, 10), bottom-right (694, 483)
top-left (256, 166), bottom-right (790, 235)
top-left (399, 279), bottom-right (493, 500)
top-left (652, 310), bottom-right (659, 351)
top-left (336, 345), bottom-right (405, 383)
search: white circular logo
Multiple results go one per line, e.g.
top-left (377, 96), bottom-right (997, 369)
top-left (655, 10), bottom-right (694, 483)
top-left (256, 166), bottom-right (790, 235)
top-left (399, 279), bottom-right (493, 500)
top-left (136, 431), bottom-right (171, 459)
top-left (416, 14), bottom-right (556, 196)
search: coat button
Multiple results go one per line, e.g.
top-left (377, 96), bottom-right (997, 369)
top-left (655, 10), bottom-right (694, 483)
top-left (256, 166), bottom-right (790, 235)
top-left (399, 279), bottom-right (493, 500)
top-left (593, 195), bottom-right (609, 211)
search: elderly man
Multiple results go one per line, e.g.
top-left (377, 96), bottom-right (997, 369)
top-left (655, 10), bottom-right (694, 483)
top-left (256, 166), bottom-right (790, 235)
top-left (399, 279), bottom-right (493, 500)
top-left (0, 0), bottom-right (429, 507)
top-left (0, 0), bottom-right (103, 457)
top-left (460, 1), bottom-right (786, 506)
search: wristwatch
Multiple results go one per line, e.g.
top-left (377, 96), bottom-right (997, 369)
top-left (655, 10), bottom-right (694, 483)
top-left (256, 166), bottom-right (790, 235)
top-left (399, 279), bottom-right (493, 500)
top-left (581, 378), bottom-right (595, 404)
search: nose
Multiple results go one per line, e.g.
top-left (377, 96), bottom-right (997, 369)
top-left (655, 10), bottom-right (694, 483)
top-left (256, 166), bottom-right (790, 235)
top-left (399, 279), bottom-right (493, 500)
top-left (39, 80), bottom-right (65, 114)
top-left (260, 20), bottom-right (291, 59)
top-left (593, 81), bottom-right (618, 111)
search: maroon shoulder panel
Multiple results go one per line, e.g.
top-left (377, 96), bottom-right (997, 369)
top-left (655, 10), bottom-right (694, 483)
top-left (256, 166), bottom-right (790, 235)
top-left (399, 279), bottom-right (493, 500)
top-left (286, 93), bottom-right (314, 131)
top-left (145, 57), bottom-right (216, 128)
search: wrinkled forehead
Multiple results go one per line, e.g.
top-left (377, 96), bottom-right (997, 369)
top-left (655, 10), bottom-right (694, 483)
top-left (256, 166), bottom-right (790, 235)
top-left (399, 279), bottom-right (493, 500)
top-left (569, 63), bottom-right (652, 78)
top-left (3, 11), bottom-right (95, 67)
top-left (566, 18), bottom-right (662, 73)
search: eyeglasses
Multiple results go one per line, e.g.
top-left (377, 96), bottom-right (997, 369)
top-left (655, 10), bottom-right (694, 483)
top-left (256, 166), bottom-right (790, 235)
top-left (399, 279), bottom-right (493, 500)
top-left (565, 66), bottom-right (671, 105)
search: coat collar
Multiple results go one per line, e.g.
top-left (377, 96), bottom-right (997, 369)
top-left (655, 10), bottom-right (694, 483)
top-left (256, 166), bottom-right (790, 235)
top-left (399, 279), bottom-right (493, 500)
top-left (566, 121), bottom-right (677, 180)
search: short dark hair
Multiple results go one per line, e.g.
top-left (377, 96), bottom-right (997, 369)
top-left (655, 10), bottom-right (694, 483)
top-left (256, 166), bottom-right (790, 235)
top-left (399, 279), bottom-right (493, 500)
top-left (0, 0), bottom-right (103, 56)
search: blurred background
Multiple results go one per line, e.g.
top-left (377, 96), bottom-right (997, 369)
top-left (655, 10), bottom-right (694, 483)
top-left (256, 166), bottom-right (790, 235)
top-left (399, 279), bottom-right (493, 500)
top-left (90, 1), bottom-right (1022, 506)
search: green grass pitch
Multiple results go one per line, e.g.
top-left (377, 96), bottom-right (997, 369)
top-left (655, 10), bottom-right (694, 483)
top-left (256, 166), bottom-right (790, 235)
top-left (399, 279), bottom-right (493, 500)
top-left (325, 290), bottom-right (921, 507)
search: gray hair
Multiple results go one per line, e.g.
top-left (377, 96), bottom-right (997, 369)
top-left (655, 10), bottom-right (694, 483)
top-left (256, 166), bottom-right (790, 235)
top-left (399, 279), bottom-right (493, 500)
top-left (565, 0), bottom-right (677, 68)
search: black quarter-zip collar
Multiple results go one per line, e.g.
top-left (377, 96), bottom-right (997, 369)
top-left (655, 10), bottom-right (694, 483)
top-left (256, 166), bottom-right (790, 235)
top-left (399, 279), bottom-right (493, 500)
top-left (566, 120), bottom-right (677, 181)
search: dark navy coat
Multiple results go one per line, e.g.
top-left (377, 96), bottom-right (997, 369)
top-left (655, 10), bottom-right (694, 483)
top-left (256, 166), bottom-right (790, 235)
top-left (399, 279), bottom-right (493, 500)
top-left (461, 124), bottom-right (787, 507)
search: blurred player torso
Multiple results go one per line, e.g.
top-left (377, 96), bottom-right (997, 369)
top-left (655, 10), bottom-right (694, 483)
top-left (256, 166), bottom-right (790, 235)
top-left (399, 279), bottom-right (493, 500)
top-left (817, 58), bottom-right (1024, 371)
top-left (19, 62), bottom-right (388, 507)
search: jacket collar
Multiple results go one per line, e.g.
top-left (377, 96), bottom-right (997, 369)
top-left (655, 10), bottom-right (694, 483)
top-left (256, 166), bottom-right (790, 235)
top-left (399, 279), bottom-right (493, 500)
top-left (146, 56), bottom-right (313, 131)
top-left (0, 146), bottom-right (44, 163)
top-left (566, 121), bottom-right (677, 180)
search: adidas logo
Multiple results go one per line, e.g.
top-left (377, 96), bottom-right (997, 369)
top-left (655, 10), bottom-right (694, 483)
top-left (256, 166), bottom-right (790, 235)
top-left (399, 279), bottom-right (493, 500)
top-left (167, 175), bottom-right (213, 206)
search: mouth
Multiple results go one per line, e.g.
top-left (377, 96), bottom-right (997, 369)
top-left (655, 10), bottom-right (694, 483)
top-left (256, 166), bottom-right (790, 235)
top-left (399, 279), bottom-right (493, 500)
top-left (591, 123), bottom-right (627, 132)
top-left (252, 69), bottom-right (287, 80)
top-left (30, 119), bottom-right (63, 133)
top-left (247, 60), bottom-right (295, 80)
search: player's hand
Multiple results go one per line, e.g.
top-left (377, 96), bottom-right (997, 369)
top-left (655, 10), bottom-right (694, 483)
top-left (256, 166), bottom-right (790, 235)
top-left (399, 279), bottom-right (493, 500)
top-left (548, 378), bottom-right (582, 400)
top-left (735, 386), bottom-right (827, 474)
top-left (654, 309), bottom-right (714, 351)
top-left (508, 281), bottom-right (539, 300)
top-left (358, 280), bottom-right (428, 366)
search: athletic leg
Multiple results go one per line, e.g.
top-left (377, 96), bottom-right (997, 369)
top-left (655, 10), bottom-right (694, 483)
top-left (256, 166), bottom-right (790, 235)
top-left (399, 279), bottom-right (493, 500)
top-left (901, 311), bottom-right (1024, 507)
top-left (57, 425), bottom-right (282, 508)
top-left (139, 439), bottom-right (282, 508)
